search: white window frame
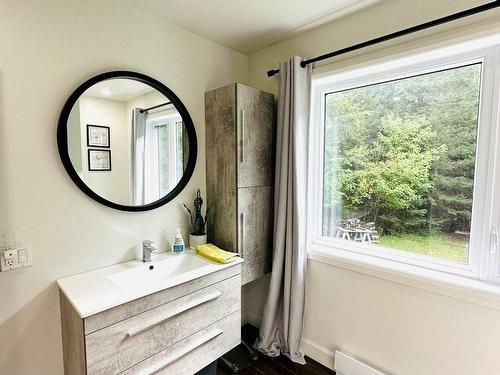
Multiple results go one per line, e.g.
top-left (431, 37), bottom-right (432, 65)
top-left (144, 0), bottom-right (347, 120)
top-left (146, 112), bottom-right (183, 198)
top-left (308, 41), bottom-right (500, 283)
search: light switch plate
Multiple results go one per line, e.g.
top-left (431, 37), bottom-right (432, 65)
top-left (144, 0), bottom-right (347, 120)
top-left (0, 247), bottom-right (32, 272)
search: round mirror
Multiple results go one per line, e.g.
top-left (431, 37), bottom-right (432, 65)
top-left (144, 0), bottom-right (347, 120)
top-left (57, 71), bottom-right (197, 211)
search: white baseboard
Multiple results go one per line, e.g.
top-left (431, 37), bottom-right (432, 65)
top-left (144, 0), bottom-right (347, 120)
top-left (334, 350), bottom-right (385, 375)
top-left (301, 338), bottom-right (335, 371)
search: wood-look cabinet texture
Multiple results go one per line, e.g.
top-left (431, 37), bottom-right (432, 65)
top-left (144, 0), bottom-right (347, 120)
top-left (60, 265), bottom-right (241, 375)
top-left (205, 83), bottom-right (275, 285)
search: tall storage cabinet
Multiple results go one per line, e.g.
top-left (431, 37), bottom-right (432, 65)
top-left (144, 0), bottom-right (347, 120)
top-left (205, 83), bottom-right (275, 285)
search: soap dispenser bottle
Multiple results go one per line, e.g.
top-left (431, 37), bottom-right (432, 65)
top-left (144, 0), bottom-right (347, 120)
top-left (172, 228), bottom-right (185, 254)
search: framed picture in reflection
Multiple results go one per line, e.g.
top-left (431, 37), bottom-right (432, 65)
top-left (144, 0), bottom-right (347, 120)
top-left (87, 124), bottom-right (110, 148)
top-left (88, 149), bottom-right (111, 171)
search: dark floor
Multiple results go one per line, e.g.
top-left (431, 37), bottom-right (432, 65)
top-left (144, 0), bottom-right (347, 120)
top-left (217, 325), bottom-right (335, 375)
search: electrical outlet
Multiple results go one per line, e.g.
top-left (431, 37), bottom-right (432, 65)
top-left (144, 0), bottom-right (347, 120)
top-left (1, 249), bottom-right (18, 271)
top-left (1, 248), bottom-right (32, 272)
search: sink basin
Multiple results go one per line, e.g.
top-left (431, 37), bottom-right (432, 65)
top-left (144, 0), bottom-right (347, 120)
top-left (57, 250), bottom-right (243, 317)
top-left (108, 252), bottom-right (213, 292)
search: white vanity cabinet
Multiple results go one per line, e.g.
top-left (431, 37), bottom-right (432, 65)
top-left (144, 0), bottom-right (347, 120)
top-left (58, 254), bottom-right (242, 375)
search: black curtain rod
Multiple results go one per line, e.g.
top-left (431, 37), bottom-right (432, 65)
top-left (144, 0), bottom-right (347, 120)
top-left (139, 101), bottom-right (172, 113)
top-left (267, 1), bottom-right (500, 77)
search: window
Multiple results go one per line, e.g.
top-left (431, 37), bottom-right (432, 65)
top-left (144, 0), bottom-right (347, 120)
top-left (175, 120), bottom-right (185, 179)
top-left (145, 114), bottom-right (185, 199)
top-left (157, 119), bottom-right (184, 196)
top-left (310, 42), bottom-right (500, 283)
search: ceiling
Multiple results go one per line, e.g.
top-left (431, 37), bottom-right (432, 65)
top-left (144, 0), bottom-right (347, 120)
top-left (83, 79), bottom-right (153, 101)
top-left (121, 0), bottom-right (381, 54)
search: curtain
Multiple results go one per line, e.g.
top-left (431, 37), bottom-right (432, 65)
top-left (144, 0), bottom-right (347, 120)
top-left (132, 108), bottom-right (147, 205)
top-left (255, 56), bottom-right (312, 364)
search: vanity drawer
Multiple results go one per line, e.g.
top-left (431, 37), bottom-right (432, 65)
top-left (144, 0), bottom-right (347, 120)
top-left (85, 275), bottom-right (240, 375)
top-left (84, 264), bottom-right (241, 334)
top-left (120, 311), bottom-right (240, 375)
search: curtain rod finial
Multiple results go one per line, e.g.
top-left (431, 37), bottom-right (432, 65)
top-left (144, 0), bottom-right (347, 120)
top-left (267, 69), bottom-right (279, 77)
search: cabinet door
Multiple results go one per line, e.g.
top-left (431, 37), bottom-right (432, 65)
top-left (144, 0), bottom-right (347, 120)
top-left (205, 85), bottom-right (238, 251)
top-left (236, 84), bottom-right (275, 188)
top-left (238, 186), bottom-right (273, 285)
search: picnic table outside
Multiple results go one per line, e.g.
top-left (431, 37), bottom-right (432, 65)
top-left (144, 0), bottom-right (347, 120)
top-left (335, 219), bottom-right (380, 245)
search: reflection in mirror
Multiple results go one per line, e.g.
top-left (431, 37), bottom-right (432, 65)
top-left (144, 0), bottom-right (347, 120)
top-left (66, 78), bottom-right (188, 206)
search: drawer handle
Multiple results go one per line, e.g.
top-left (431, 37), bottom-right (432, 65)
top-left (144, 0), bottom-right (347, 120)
top-left (126, 291), bottom-right (223, 337)
top-left (148, 328), bottom-right (223, 374)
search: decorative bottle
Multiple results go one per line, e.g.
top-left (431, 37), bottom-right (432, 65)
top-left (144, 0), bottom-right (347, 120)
top-left (172, 228), bottom-right (185, 254)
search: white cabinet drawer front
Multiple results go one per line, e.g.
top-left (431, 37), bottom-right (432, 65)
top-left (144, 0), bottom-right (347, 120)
top-left (85, 275), bottom-right (240, 375)
top-left (120, 311), bottom-right (241, 375)
top-left (84, 264), bottom-right (241, 334)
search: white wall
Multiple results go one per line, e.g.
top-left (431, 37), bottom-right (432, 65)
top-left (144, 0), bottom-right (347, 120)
top-left (0, 0), bottom-right (247, 374)
top-left (127, 89), bottom-right (167, 111)
top-left (305, 261), bottom-right (500, 374)
top-left (241, 274), bottom-right (269, 327)
top-left (246, 1), bottom-right (500, 374)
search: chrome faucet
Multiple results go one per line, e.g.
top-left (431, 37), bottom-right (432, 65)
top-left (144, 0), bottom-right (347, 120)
top-left (142, 240), bottom-right (159, 262)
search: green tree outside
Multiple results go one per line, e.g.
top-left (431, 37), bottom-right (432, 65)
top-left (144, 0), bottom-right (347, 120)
top-left (323, 64), bottom-right (481, 262)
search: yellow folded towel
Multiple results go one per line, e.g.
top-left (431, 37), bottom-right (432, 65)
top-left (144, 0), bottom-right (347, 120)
top-left (196, 243), bottom-right (240, 264)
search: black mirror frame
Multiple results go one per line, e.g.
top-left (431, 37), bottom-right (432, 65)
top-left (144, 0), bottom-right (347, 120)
top-left (57, 71), bottom-right (198, 212)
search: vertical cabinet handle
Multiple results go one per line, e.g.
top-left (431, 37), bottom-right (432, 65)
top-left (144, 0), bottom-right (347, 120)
top-left (240, 212), bottom-right (246, 257)
top-left (239, 109), bottom-right (245, 163)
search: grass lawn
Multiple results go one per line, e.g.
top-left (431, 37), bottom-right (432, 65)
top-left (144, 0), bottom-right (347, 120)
top-left (379, 232), bottom-right (469, 263)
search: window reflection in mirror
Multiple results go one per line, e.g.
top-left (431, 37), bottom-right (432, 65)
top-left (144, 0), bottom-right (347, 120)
top-left (66, 79), bottom-right (188, 206)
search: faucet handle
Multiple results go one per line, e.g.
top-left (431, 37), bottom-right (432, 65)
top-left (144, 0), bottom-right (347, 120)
top-left (143, 240), bottom-right (154, 247)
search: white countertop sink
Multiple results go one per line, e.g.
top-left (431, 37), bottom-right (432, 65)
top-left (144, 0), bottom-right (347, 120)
top-left (57, 250), bottom-right (243, 318)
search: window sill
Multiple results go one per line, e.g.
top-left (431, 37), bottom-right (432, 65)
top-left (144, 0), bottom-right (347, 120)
top-left (308, 243), bottom-right (500, 310)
